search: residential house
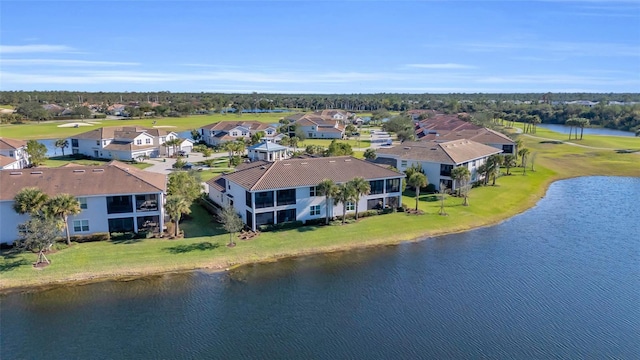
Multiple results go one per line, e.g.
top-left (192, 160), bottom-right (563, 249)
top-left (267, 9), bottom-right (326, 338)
top-left (0, 137), bottom-right (29, 169)
top-left (415, 115), bottom-right (517, 155)
top-left (313, 109), bottom-right (351, 123)
top-left (0, 161), bottom-right (166, 244)
top-left (198, 121), bottom-right (279, 146)
top-left (69, 126), bottom-right (188, 160)
top-left (374, 140), bottom-right (503, 191)
top-left (206, 156), bottom-right (404, 231)
top-left (288, 114), bottom-right (345, 139)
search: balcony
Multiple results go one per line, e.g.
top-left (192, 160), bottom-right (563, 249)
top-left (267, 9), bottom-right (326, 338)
top-left (136, 195), bottom-right (158, 212)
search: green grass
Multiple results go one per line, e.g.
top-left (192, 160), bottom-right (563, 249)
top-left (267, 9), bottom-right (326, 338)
top-left (0, 113), bottom-right (286, 140)
top-left (0, 105), bottom-right (15, 109)
top-left (1, 125), bottom-right (639, 291)
top-left (513, 122), bottom-right (640, 150)
top-left (42, 156), bottom-right (152, 170)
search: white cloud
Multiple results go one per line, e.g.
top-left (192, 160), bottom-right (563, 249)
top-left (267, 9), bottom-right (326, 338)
top-left (462, 41), bottom-right (640, 57)
top-left (1, 59), bottom-right (140, 66)
top-left (405, 63), bottom-right (477, 69)
top-left (0, 44), bottom-right (75, 54)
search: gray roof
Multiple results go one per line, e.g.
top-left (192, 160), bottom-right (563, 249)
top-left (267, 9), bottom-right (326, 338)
top-left (248, 141), bottom-right (288, 152)
top-left (376, 140), bottom-right (503, 165)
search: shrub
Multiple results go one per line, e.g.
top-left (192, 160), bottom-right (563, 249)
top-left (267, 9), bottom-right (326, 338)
top-left (258, 221), bottom-right (304, 232)
top-left (70, 232), bottom-right (110, 243)
top-left (425, 183), bottom-right (436, 193)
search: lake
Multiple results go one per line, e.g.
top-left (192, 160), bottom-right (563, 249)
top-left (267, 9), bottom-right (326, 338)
top-left (1, 176), bottom-right (639, 359)
top-left (537, 123), bottom-right (635, 137)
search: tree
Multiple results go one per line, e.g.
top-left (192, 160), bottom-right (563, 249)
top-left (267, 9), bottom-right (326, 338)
top-left (317, 179), bottom-right (338, 225)
top-left (576, 117), bottom-right (590, 140)
top-left (518, 147), bottom-right (530, 168)
top-left (164, 195), bottom-right (191, 237)
top-left (16, 102), bottom-right (50, 123)
top-left (167, 171), bottom-right (204, 203)
top-left (335, 183), bottom-right (356, 225)
top-left (326, 140), bottom-right (353, 156)
top-left (250, 131), bottom-right (266, 145)
top-left (45, 194), bottom-right (81, 245)
top-left (26, 140), bottom-right (47, 166)
top-left (459, 175), bottom-right (471, 206)
top-left (54, 139), bottom-right (69, 156)
top-left (289, 136), bottom-right (300, 152)
top-left (190, 129), bottom-right (202, 141)
top-left (438, 182), bottom-right (448, 216)
top-left (486, 154), bottom-right (503, 186)
top-left (164, 138), bottom-right (182, 156)
top-left (13, 187), bottom-right (49, 216)
top-left (503, 154), bottom-right (516, 175)
top-left (220, 205), bottom-right (243, 247)
top-left (71, 106), bottom-right (91, 118)
top-left (529, 152), bottom-right (538, 172)
top-left (407, 172), bottom-right (427, 211)
top-left (363, 148), bottom-right (377, 160)
top-left (451, 166), bottom-right (471, 196)
top-left (17, 216), bottom-right (62, 265)
top-left (348, 177), bottom-right (370, 220)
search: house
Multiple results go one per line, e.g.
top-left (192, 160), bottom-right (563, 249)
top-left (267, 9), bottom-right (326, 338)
top-left (247, 139), bottom-right (290, 162)
top-left (206, 156), bottom-right (404, 231)
top-left (198, 121), bottom-right (279, 146)
top-left (374, 140), bottom-right (503, 191)
top-left (407, 109), bottom-right (440, 122)
top-left (69, 126), bottom-right (188, 160)
top-left (415, 116), bottom-right (517, 155)
top-left (313, 109), bottom-right (351, 123)
top-left (106, 104), bottom-right (127, 116)
top-left (0, 137), bottom-right (29, 169)
top-left (288, 114), bottom-right (345, 139)
top-left (0, 161), bottom-right (167, 244)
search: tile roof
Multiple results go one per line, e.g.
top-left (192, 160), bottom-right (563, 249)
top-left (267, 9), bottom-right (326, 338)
top-left (0, 160), bottom-right (166, 201)
top-left (103, 141), bottom-right (157, 152)
top-left (417, 115), bottom-right (480, 132)
top-left (200, 121), bottom-right (273, 132)
top-left (207, 156), bottom-right (403, 192)
top-left (0, 137), bottom-right (26, 150)
top-left (419, 128), bottom-right (514, 144)
top-left (0, 154), bottom-right (18, 167)
top-left (248, 141), bottom-right (288, 152)
top-left (72, 126), bottom-right (172, 140)
top-left (376, 140), bottom-right (502, 165)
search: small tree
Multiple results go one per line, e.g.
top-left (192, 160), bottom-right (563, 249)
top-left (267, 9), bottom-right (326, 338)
top-left (54, 139), bottom-right (69, 156)
top-left (529, 152), bottom-right (538, 172)
top-left (363, 148), bottom-right (377, 160)
top-left (503, 154), bottom-right (516, 175)
top-left (13, 187), bottom-right (49, 216)
top-left (336, 183), bottom-right (356, 225)
top-left (518, 148), bottom-right (530, 174)
top-left (317, 179), bottom-right (338, 225)
top-left (46, 194), bottom-right (81, 245)
top-left (438, 182), bottom-right (448, 216)
top-left (190, 129), bottom-right (202, 141)
top-left (167, 170), bottom-right (203, 203)
top-left (26, 140), bottom-right (47, 166)
top-left (348, 177), bottom-right (371, 220)
top-left (250, 131), bottom-right (266, 145)
top-left (451, 166), bottom-right (471, 196)
top-left (165, 195), bottom-right (191, 237)
top-left (17, 216), bottom-right (62, 265)
top-left (220, 205), bottom-right (243, 247)
top-left (407, 172), bottom-right (427, 211)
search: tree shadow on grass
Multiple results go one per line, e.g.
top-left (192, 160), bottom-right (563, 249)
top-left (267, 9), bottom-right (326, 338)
top-left (0, 256), bottom-right (30, 272)
top-left (164, 242), bottom-right (220, 254)
top-left (422, 194), bottom-right (441, 202)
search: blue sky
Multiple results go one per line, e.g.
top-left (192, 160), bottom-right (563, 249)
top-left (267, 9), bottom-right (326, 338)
top-left (1, 1), bottom-right (639, 93)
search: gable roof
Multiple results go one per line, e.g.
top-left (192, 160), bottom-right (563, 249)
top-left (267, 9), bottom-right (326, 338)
top-left (199, 121), bottom-right (273, 132)
top-left (419, 127), bottom-right (514, 144)
top-left (0, 137), bottom-right (26, 150)
top-left (0, 154), bottom-right (19, 167)
top-left (0, 160), bottom-right (166, 201)
top-left (207, 156), bottom-right (403, 192)
top-left (71, 126), bottom-right (170, 140)
top-left (376, 140), bottom-right (502, 165)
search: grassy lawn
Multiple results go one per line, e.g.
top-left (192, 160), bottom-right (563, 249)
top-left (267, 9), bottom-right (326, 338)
top-left (41, 156), bottom-right (152, 170)
top-left (0, 113), bottom-right (286, 140)
top-left (513, 122), bottom-right (640, 150)
top-left (1, 126), bottom-right (638, 291)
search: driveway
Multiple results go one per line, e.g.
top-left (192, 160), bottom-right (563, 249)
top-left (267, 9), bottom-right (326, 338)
top-left (143, 151), bottom-right (230, 175)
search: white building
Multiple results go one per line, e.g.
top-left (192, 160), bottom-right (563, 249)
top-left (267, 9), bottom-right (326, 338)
top-left (198, 121), bottom-right (279, 146)
top-left (375, 139), bottom-right (503, 190)
top-left (247, 140), bottom-right (290, 162)
top-left (0, 137), bottom-right (29, 169)
top-left (69, 126), bottom-right (189, 161)
top-left (206, 156), bottom-right (404, 231)
top-left (0, 161), bottom-right (167, 244)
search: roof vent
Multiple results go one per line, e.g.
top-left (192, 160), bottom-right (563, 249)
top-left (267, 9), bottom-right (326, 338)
top-left (283, 163), bottom-right (291, 166)
top-left (30, 171), bottom-right (43, 175)
top-left (329, 160), bottom-right (336, 163)
top-left (73, 169), bottom-right (86, 173)
top-left (301, 162), bottom-right (308, 165)
top-left (92, 169), bottom-right (104, 173)
top-left (403, 147), bottom-right (410, 150)
top-left (430, 148), bottom-right (437, 151)
top-left (344, 159), bottom-right (351, 162)
top-left (10, 171), bottom-right (22, 175)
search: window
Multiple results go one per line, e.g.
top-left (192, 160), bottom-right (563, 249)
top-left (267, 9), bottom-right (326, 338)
top-left (73, 219), bottom-right (89, 232)
top-left (136, 139), bottom-right (142, 145)
top-left (277, 209), bottom-right (296, 223)
top-left (255, 191), bottom-right (274, 209)
top-left (401, 160), bottom-right (408, 167)
top-left (472, 160), bottom-right (476, 167)
top-left (96, 140), bottom-right (100, 146)
top-left (369, 180), bottom-right (384, 195)
top-left (346, 201), bottom-right (355, 211)
top-left (310, 205), bottom-right (321, 216)
top-left (242, 131), bottom-right (248, 136)
top-left (440, 164), bottom-right (453, 177)
top-left (232, 131), bottom-right (238, 136)
top-left (161, 137), bottom-right (166, 142)
top-left (103, 140), bottom-right (107, 145)
top-left (72, 139), bottom-right (79, 147)
top-left (277, 189), bottom-right (296, 206)
top-left (246, 191), bottom-right (252, 207)
top-left (503, 144), bottom-right (514, 153)
top-left (145, 138), bottom-right (151, 144)
top-left (309, 186), bottom-right (317, 197)
top-left (386, 178), bottom-right (400, 193)
top-left (9, 151), bottom-right (14, 157)
top-left (77, 197), bottom-right (87, 209)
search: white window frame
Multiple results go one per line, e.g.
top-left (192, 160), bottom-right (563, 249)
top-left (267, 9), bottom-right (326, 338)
top-left (346, 201), bottom-right (355, 212)
top-left (77, 197), bottom-right (87, 209)
top-left (309, 186), bottom-right (317, 197)
top-left (401, 160), bottom-right (408, 167)
top-left (136, 139), bottom-right (142, 145)
top-left (73, 219), bottom-right (90, 232)
top-left (310, 205), bottom-right (321, 216)
top-left (145, 138), bottom-right (151, 144)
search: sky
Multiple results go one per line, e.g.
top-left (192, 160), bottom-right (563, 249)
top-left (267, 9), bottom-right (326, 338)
top-left (1, 0), bottom-right (639, 94)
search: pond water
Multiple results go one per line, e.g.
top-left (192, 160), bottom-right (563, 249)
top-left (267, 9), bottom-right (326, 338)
top-left (537, 123), bottom-right (635, 137)
top-left (1, 176), bottom-right (639, 359)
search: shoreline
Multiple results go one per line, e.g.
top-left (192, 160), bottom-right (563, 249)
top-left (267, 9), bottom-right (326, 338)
top-left (0, 176), bottom-right (551, 295)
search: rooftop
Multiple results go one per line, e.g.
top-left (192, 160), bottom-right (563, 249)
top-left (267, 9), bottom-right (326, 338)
top-left (376, 140), bottom-right (503, 165)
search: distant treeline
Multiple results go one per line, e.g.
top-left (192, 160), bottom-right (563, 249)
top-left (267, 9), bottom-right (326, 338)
top-left (1, 91), bottom-right (639, 132)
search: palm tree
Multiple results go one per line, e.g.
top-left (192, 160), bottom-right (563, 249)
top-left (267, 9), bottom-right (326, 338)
top-left (46, 194), bottom-right (81, 245)
top-left (54, 139), bottom-right (69, 156)
top-left (164, 195), bottom-right (191, 237)
top-left (317, 179), bottom-right (338, 225)
top-left (514, 138), bottom-right (524, 159)
top-left (250, 131), bottom-right (265, 145)
top-left (289, 136), bottom-right (300, 152)
top-left (486, 154), bottom-right (503, 186)
top-left (13, 187), bottom-right (49, 216)
top-left (407, 172), bottom-right (427, 211)
top-left (451, 166), bottom-right (471, 196)
top-left (348, 177), bottom-right (371, 220)
top-left (335, 183), bottom-right (356, 225)
top-left (164, 138), bottom-right (182, 156)
top-left (503, 154), bottom-right (516, 175)
top-left (518, 148), bottom-right (530, 175)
